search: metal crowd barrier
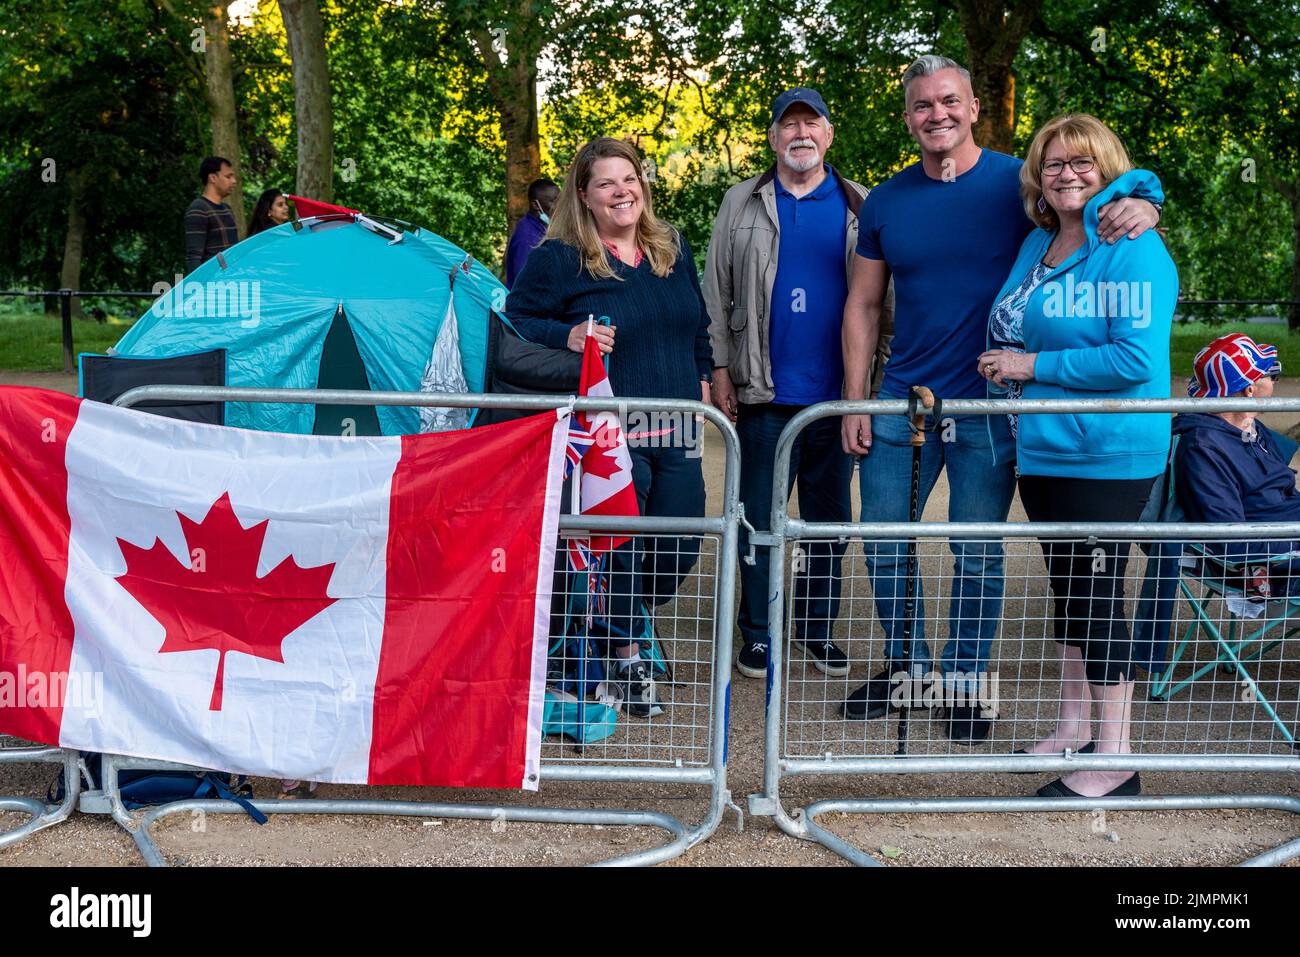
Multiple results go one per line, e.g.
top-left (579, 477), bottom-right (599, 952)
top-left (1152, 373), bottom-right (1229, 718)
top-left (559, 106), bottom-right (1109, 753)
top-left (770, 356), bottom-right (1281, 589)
top-left (750, 396), bottom-right (1300, 867)
top-left (90, 385), bottom-right (743, 866)
top-left (0, 740), bottom-right (82, 852)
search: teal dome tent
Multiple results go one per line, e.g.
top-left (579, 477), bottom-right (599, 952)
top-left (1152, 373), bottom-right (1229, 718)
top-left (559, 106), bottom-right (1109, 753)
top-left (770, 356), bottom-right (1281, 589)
top-left (110, 211), bottom-right (502, 436)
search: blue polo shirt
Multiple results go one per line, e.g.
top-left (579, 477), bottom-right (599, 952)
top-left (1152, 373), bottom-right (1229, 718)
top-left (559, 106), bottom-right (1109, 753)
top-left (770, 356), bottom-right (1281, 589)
top-left (769, 165), bottom-right (849, 405)
top-left (856, 149), bottom-right (1031, 399)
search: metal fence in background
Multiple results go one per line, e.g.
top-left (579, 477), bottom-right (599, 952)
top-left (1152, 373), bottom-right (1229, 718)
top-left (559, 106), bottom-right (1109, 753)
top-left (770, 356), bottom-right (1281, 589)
top-left (0, 289), bottom-right (156, 372)
top-left (93, 386), bottom-right (742, 867)
top-left (750, 396), bottom-right (1300, 867)
top-left (2, 288), bottom-right (1298, 375)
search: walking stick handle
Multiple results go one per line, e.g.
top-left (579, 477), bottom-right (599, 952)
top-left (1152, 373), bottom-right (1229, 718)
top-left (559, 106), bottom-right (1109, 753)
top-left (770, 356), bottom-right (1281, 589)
top-left (908, 386), bottom-right (935, 447)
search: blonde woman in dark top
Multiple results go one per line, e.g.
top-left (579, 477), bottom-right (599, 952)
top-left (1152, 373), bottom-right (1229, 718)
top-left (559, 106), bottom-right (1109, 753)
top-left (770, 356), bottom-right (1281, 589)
top-left (508, 138), bottom-right (713, 718)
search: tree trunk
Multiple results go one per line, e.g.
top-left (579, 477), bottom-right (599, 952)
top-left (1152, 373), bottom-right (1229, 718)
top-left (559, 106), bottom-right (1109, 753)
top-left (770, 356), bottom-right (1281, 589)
top-left (1290, 184), bottom-right (1300, 332)
top-left (59, 168), bottom-right (87, 319)
top-left (955, 0), bottom-right (1043, 155)
top-left (969, 58), bottom-right (1016, 154)
top-left (204, 1), bottom-right (247, 236)
top-left (474, 2), bottom-right (542, 235)
top-left (278, 0), bottom-right (334, 203)
top-left (499, 54), bottom-right (540, 234)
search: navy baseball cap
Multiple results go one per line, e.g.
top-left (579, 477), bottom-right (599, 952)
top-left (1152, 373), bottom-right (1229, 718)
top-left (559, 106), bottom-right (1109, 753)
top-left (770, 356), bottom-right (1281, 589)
top-left (770, 87), bottom-right (830, 126)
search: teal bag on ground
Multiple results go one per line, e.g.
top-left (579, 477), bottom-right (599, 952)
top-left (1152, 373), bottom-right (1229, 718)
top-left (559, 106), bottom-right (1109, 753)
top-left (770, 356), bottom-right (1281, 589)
top-left (542, 690), bottom-right (618, 743)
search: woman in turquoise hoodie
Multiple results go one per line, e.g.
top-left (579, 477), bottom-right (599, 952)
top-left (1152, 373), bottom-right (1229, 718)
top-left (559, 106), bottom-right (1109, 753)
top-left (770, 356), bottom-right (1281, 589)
top-left (977, 114), bottom-right (1178, 799)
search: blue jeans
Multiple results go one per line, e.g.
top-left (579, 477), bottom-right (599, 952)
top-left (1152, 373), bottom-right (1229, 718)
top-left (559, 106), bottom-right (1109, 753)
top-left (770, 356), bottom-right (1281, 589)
top-left (857, 406), bottom-right (1015, 684)
top-left (586, 430), bottom-right (706, 649)
top-left (738, 403), bottom-right (853, 649)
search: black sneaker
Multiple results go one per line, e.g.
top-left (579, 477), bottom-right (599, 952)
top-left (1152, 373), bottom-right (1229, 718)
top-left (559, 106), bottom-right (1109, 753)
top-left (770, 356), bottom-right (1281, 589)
top-left (797, 638), bottom-right (850, 676)
top-left (946, 704), bottom-right (991, 745)
top-left (843, 665), bottom-right (901, 720)
top-left (736, 641), bottom-right (768, 678)
top-left (618, 660), bottom-right (663, 718)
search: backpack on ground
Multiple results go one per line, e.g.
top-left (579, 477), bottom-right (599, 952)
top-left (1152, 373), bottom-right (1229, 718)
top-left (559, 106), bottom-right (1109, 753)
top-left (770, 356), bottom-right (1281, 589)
top-left (49, 752), bottom-right (268, 823)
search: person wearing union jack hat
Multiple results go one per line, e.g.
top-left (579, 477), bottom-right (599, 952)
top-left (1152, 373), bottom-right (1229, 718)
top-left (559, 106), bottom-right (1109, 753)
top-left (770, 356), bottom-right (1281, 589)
top-left (1173, 333), bottom-right (1300, 580)
top-left (1185, 331), bottom-right (1281, 400)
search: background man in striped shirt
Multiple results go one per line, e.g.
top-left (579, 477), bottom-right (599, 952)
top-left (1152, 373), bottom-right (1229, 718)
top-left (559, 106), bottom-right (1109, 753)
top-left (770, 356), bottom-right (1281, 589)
top-left (184, 156), bottom-right (239, 273)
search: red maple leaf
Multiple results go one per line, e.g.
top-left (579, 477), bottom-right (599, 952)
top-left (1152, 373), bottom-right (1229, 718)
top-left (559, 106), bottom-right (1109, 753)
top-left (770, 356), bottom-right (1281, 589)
top-left (582, 419), bottom-right (626, 481)
top-left (115, 492), bottom-right (338, 711)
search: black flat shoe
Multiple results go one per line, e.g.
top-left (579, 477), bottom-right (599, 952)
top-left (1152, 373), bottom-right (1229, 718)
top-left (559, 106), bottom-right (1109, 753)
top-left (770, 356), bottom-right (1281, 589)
top-left (1037, 771), bottom-right (1140, 798)
top-left (843, 665), bottom-right (901, 721)
top-left (1008, 741), bottom-right (1094, 774)
top-left (947, 705), bottom-right (991, 745)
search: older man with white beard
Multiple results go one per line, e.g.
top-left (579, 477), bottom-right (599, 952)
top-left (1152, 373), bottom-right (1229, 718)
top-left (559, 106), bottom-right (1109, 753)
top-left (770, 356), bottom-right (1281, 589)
top-left (704, 88), bottom-right (892, 678)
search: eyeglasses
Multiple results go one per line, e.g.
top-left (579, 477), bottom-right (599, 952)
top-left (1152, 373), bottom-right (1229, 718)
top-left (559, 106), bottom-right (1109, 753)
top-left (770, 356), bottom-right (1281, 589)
top-left (1041, 157), bottom-right (1095, 176)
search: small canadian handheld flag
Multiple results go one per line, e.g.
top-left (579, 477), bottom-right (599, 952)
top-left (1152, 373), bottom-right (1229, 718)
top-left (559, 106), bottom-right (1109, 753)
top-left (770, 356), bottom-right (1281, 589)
top-left (566, 318), bottom-right (640, 570)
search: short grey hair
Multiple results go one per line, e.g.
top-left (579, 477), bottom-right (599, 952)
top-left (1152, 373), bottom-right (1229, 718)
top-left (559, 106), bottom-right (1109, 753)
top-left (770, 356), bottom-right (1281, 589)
top-left (767, 113), bottom-right (831, 140)
top-left (901, 55), bottom-right (972, 103)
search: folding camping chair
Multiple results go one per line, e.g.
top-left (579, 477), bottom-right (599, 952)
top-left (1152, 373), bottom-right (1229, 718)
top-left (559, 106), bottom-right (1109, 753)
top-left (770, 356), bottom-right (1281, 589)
top-left (79, 349), bottom-right (227, 423)
top-left (1152, 546), bottom-right (1300, 748)
top-left (1138, 430), bottom-right (1300, 747)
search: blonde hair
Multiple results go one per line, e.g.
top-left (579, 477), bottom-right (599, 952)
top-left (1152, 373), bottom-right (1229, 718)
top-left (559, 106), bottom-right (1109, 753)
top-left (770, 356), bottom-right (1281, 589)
top-left (547, 137), bottom-right (680, 280)
top-left (1021, 114), bottom-right (1133, 230)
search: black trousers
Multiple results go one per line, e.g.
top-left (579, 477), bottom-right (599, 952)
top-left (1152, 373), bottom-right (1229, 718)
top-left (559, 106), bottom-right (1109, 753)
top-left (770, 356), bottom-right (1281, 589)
top-left (1018, 474), bottom-right (1156, 685)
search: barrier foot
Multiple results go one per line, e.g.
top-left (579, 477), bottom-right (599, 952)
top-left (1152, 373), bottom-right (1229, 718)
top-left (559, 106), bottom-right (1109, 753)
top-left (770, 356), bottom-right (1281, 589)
top-left (0, 797), bottom-right (55, 851)
top-left (773, 805), bottom-right (813, 842)
top-left (0, 749), bottom-right (81, 852)
top-left (758, 801), bottom-right (891, 866)
top-left (800, 808), bottom-right (887, 867)
top-left (121, 798), bottom-right (693, 868)
top-left (725, 790), bottom-right (745, 832)
top-left (797, 794), bottom-right (1300, 867)
top-left (1240, 834), bottom-right (1300, 867)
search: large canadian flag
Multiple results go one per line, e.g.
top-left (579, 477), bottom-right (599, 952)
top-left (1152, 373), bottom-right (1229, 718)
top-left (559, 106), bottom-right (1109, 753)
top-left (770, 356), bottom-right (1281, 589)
top-left (0, 387), bottom-right (566, 790)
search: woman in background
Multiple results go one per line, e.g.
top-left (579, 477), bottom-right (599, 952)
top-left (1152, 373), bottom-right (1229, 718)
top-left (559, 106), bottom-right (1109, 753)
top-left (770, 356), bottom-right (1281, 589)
top-left (249, 189), bottom-right (291, 235)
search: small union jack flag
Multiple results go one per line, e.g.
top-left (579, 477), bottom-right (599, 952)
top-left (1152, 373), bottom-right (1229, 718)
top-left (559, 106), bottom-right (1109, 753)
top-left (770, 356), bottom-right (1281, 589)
top-left (564, 418), bottom-right (595, 480)
top-left (568, 534), bottom-right (594, 573)
top-left (585, 558), bottom-right (610, 625)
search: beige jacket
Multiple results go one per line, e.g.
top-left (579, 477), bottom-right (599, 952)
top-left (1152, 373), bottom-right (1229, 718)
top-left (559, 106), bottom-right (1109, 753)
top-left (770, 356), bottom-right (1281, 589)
top-left (702, 164), bottom-right (893, 405)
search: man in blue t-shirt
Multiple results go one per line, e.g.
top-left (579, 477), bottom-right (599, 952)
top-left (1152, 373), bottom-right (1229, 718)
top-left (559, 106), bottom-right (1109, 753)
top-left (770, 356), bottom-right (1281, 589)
top-left (705, 88), bottom-right (891, 679)
top-left (839, 55), bottom-right (1160, 742)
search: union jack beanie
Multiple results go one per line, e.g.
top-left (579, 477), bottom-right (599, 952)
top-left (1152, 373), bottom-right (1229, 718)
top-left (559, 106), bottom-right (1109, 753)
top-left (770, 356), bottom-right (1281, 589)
top-left (1188, 333), bottom-right (1281, 398)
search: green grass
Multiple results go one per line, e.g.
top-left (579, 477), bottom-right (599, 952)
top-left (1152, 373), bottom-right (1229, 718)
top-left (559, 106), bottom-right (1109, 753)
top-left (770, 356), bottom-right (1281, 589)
top-left (1170, 320), bottom-right (1297, 381)
top-left (0, 297), bottom-right (140, 372)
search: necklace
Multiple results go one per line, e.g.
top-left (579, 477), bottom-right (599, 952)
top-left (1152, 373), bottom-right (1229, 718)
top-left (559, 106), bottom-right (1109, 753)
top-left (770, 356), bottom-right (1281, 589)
top-left (1043, 234), bottom-right (1082, 268)
top-left (601, 238), bottom-right (642, 267)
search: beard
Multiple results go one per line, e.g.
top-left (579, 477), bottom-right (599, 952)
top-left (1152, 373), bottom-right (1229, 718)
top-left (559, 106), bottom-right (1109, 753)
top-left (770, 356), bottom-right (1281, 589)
top-left (782, 139), bottom-right (822, 172)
